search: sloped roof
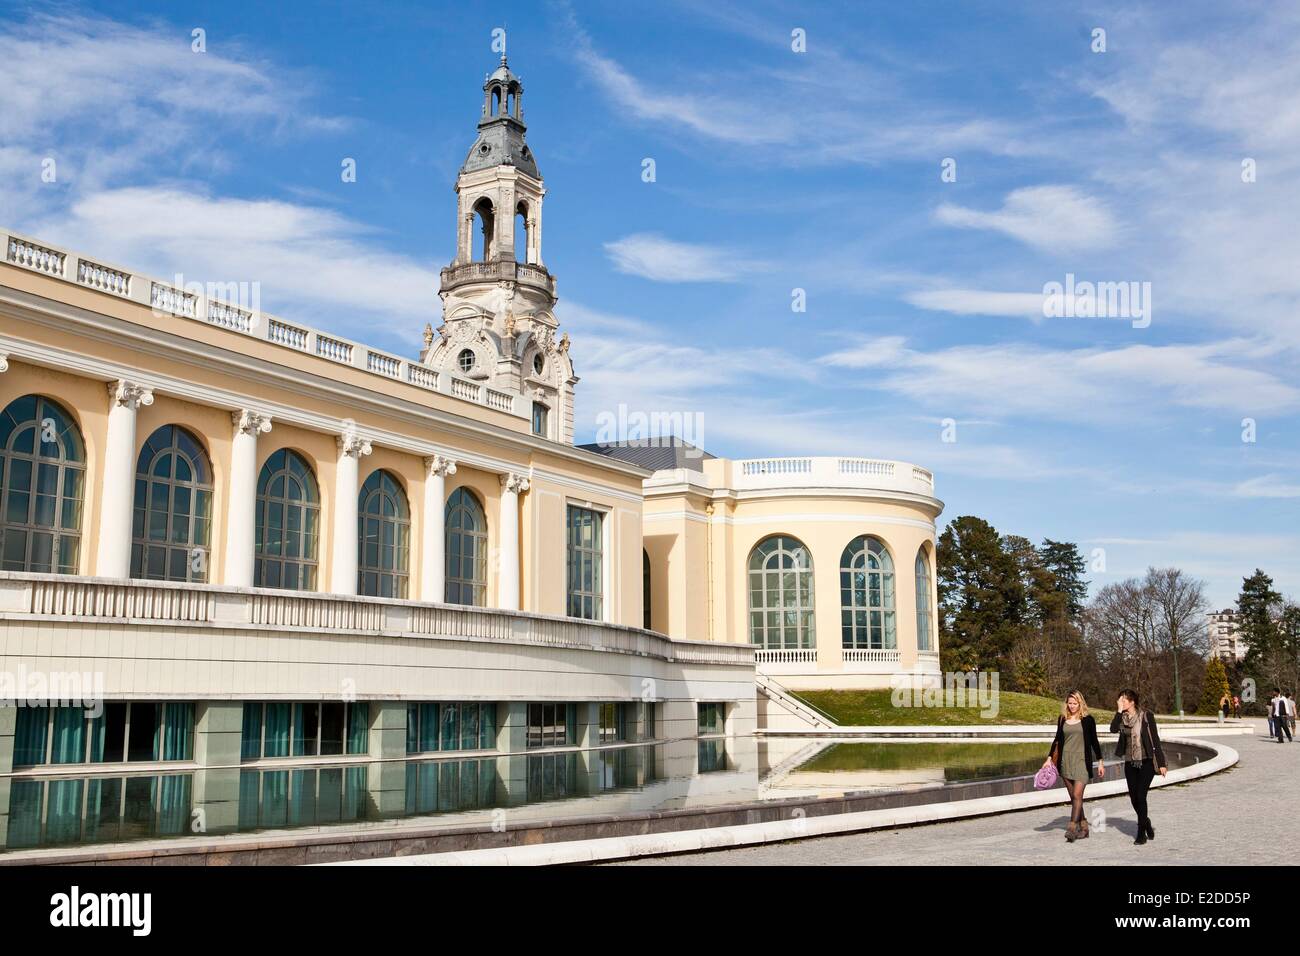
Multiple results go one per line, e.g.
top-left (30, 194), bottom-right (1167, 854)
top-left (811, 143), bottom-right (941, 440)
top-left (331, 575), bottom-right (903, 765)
top-left (578, 438), bottom-right (715, 472)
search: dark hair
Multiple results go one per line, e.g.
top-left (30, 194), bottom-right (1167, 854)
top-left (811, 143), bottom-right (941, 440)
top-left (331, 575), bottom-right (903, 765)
top-left (1119, 688), bottom-right (1140, 707)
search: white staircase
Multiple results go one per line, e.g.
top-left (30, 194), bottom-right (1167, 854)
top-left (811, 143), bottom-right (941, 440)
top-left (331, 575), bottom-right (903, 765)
top-left (756, 673), bottom-right (837, 731)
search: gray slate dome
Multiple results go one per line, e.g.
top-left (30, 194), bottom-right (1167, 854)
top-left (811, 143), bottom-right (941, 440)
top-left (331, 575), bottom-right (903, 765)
top-left (461, 56), bottom-right (539, 178)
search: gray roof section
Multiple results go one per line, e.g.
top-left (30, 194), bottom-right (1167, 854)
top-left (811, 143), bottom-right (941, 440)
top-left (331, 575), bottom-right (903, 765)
top-left (578, 439), bottom-right (716, 473)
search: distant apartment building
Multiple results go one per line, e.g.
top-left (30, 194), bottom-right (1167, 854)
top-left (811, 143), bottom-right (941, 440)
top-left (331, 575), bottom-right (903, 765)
top-left (1208, 609), bottom-right (1246, 662)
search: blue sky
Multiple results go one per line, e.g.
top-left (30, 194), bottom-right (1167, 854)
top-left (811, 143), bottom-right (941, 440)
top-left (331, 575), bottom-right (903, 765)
top-left (2, 1), bottom-right (1297, 609)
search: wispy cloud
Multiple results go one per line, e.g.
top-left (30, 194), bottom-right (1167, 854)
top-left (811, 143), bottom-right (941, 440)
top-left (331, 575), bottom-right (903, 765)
top-left (1233, 474), bottom-right (1300, 499)
top-left (603, 233), bottom-right (763, 282)
top-left (821, 336), bottom-right (1300, 423)
top-left (934, 185), bottom-right (1118, 251)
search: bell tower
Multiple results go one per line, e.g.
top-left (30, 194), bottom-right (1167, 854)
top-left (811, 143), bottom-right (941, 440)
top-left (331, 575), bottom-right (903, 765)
top-left (423, 54), bottom-right (577, 444)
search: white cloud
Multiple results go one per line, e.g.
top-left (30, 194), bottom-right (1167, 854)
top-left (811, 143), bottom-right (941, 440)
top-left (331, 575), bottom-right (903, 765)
top-left (34, 186), bottom-right (435, 332)
top-left (821, 336), bottom-right (1300, 423)
top-left (603, 233), bottom-right (760, 283)
top-left (905, 289), bottom-right (1047, 319)
top-left (934, 185), bottom-right (1117, 251)
top-left (1233, 474), bottom-right (1300, 499)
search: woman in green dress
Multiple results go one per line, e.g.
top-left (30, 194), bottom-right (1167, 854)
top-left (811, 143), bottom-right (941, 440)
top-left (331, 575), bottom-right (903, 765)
top-left (1042, 691), bottom-right (1105, 842)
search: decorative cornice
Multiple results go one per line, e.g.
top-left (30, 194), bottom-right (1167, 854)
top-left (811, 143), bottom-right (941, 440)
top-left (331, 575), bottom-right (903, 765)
top-left (425, 454), bottom-right (458, 478)
top-left (232, 409), bottom-right (273, 435)
top-left (0, 351), bottom-right (8, 373)
top-left (0, 289), bottom-right (652, 481)
top-left (501, 472), bottom-right (531, 495)
top-left (337, 419), bottom-right (373, 458)
top-left (108, 379), bottom-right (154, 411)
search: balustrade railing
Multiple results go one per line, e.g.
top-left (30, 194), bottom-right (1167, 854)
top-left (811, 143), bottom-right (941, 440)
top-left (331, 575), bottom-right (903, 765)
top-left (0, 572), bottom-right (754, 668)
top-left (1, 228), bottom-right (534, 425)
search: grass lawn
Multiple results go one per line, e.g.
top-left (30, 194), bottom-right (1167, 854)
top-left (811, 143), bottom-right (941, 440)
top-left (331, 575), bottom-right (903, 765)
top-left (791, 689), bottom-right (1069, 726)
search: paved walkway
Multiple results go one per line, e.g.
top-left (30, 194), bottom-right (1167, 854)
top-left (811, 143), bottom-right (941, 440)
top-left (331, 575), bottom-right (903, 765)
top-left (618, 722), bottom-right (1295, 866)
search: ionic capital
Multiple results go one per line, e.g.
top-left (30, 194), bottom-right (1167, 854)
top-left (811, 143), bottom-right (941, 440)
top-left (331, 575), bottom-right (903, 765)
top-left (337, 419), bottom-right (373, 458)
top-left (233, 409), bottom-right (273, 435)
top-left (425, 455), bottom-right (458, 478)
top-left (500, 472), bottom-right (530, 495)
top-left (108, 379), bottom-right (154, 410)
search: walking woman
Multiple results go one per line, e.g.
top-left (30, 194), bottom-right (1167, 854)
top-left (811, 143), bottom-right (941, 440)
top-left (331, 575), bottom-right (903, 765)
top-left (1110, 688), bottom-right (1167, 845)
top-left (1043, 691), bottom-right (1104, 842)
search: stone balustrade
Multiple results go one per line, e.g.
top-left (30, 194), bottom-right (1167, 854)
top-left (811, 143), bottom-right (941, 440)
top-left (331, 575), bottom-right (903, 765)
top-left (0, 227), bottom-right (529, 424)
top-left (0, 571), bottom-right (756, 668)
top-left (730, 456), bottom-right (937, 497)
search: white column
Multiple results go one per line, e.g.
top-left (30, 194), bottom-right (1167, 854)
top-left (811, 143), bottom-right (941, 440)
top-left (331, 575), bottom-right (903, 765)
top-left (498, 472), bottom-right (529, 611)
top-left (225, 410), bottom-right (272, 587)
top-left (421, 455), bottom-right (457, 602)
top-left (330, 420), bottom-right (372, 595)
top-left (96, 380), bottom-right (154, 578)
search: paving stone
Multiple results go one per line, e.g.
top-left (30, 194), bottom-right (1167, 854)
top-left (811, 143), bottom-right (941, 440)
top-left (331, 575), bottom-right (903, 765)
top-left (616, 724), bottom-right (1291, 866)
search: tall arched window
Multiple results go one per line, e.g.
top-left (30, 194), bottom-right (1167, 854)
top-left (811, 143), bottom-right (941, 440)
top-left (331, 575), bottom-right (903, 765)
top-left (915, 547), bottom-right (933, 652)
top-left (747, 535), bottom-right (814, 649)
top-left (255, 449), bottom-right (320, 591)
top-left (357, 469), bottom-right (410, 598)
top-left (642, 548), bottom-right (652, 630)
top-left (473, 197), bottom-right (495, 262)
top-left (0, 395), bottom-right (84, 573)
top-left (840, 536), bottom-right (895, 649)
top-left (131, 425), bottom-right (213, 582)
top-left (515, 200), bottom-right (529, 262)
top-left (445, 487), bottom-right (486, 606)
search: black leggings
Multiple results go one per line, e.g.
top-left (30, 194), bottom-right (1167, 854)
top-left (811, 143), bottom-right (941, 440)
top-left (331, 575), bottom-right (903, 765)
top-left (1124, 759), bottom-right (1156, 827)
top-left (1062, 776), bottom-right (1087, 824)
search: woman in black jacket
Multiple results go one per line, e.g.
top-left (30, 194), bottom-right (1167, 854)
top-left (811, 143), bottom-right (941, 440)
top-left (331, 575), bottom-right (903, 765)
top-left (1109, 688), bottom-right (1168, 845)
top-left (1042, 691), bottom-right (1104, 842)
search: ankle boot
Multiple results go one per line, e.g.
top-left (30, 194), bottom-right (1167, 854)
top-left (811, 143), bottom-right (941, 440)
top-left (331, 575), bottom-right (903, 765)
top-left (1078, 819), bottom-right (1090, 840)
top-left (1065, 822), bottom-right (1078, 842)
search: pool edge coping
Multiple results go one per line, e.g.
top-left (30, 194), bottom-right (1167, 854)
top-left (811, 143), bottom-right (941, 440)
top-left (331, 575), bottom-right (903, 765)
top-left (329, 735), bottom-right (1239, 867)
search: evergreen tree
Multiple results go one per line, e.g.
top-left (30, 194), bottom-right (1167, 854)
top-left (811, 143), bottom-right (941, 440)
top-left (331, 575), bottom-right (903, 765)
top-left (1198, 657), bottom-right (1231, 716)
top-left (1239, 569), bottom-right (1284, 691)
top-left (1038, 539), bottom-right (1089, 618)
top-left (937, 516), bottom-right (1025, 672)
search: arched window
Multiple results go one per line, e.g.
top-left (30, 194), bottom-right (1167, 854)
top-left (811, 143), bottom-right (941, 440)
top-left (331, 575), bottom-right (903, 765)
top-left (915, 548), bottom-right (933, 652)
top-left (445, 487), bottom-right (487, 606)
top-left (840, 536), bottom-right (895, 649)
top-left (642, 548), bottom-right (652, 630)
top-left (747, 535), bottom-right (814, 649)
top-left (515, 200), bottom-right (529, 262)
top-left (0, 395), bottom-right (84, 573)
top-left (131, 425), bottom-right (213, 582)
top-left (473, 197), bottom-right (495, 261)
top-left (255, 449), bottom-right (320, 591)
top-left (357, 469), bottom-right (410, 598)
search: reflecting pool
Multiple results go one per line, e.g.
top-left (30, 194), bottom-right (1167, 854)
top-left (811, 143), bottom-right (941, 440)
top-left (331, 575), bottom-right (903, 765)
top-left (0, 736), bottom-right (1207, 856)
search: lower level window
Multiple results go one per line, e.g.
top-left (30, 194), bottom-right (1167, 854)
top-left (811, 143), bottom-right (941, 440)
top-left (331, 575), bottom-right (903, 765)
top-left (241, 702), bottom-right (369, 760)
top-left (12, 702), bottom-right (194, 767)
top-left (598, 702), bottom-right (630, 743)
top-left (697, 702), bottom-right (725, 736)
top-left (406, 702), bottom-right (498, 754)
top-left (527, 702), bottom-right (578, 748)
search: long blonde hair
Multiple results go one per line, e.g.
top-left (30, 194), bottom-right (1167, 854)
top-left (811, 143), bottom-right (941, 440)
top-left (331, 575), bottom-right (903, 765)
top-left (1061, 690), bottom-right (1090, 720)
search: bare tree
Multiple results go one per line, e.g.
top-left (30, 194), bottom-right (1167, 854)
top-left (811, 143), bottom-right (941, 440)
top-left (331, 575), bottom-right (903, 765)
top-left (1147, 566), bottom-right (1209, 714)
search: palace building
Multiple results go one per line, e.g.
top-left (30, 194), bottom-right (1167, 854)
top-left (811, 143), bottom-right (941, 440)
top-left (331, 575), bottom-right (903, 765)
top-left (0, 56), bottom-right (940, 850)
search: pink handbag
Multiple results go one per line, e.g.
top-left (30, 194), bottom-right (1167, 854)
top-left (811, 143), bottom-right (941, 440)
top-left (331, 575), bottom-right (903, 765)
top-left (1034, 763), bottom-right (1059, 790)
